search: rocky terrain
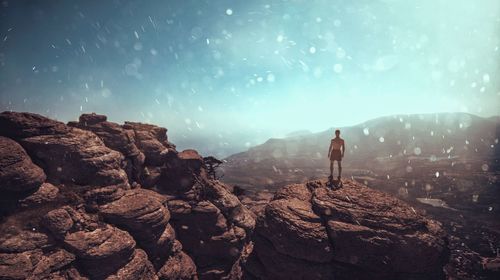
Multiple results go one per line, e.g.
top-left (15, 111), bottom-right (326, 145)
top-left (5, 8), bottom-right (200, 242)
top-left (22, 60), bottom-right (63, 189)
top-left (0, 112), bottom-right (254, 280)
top-left (0, 111), bottom-right (481, 279)
top-left (221, 112), bottom-right (500, 279)
top-left (244, 179), bottom-right (449, 280)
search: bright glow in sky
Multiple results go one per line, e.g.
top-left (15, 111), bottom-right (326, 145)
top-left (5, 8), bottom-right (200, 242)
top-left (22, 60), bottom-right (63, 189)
top-left (0, 0), bottom-right (499, 155)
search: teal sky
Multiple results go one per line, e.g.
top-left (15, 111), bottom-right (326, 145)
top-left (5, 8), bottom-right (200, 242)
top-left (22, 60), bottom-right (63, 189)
top-left (1, 0), bottom-right (499, 155)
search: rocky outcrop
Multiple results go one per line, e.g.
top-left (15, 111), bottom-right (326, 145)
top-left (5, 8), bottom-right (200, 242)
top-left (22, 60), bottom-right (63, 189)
top-left (0, 111), bottom-right (253, 280)
top-left (246, 179), bottom-right (449, 280)
top-left (68, 113), bottom-right (145, 182)
top-left (68, 113), bottom-right (255, 278)
top-left (0, 112), bottom-right (128, 187)
top-left (0, 136), bottom-right (46, 192)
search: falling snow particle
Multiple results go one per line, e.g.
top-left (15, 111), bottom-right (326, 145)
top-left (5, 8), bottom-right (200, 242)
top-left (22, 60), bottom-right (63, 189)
top-left (379, 137), bottom-right (384, 143)
top-left (363, 128), bottom-right (369, 136)
top-left (414, 147), bottom-right (422, 155)
top-left (435, 171), bottom-right (440, 178)
top-left (481, 164), bottom-right (489, 171)
top-left (134, 42), bottom-right (143, 51)
top-left (226, 9), bottom-right (233, 15)
top-left (333, 63), bottom-right (343, 73)
top-left (309, 46), bottom-right (316, 54)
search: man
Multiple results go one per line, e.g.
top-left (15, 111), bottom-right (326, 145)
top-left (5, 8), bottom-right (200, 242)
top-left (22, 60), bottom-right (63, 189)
top-left (328, 129), bottom-right (345, 181)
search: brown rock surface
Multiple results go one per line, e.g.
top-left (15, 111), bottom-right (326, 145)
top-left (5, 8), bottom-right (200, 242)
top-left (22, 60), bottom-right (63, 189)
top-left (157, 251), bottom-right (198, 280)
top-left (68, 113), bottom-right (145, 182)
top-left (246, 179), bottom-right (449, 280)
top-left (0, 112), bottom-right (128, 187)
top-left (0, 136), bottom-right (46, 192)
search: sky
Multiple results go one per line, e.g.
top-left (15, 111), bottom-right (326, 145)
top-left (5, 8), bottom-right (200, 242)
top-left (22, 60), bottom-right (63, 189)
top-left (0, 0), bottom-right (499, 156)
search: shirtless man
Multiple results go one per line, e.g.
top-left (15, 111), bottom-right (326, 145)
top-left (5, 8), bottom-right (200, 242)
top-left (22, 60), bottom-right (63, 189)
top-left (328, 129), bottom-right (345, 181)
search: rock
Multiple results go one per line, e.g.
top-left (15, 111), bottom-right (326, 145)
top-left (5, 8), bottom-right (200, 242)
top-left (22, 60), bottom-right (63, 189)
top-left (157, 251), bottom-right (197, 280)
top-left (20, 128), bottom-right (128, 186)
top-left (63, 225), bottom-right (136, 278)
top-left (0, 112), bottom-right (69, 139)
top-left (29, 249), bottom-right (76, 279)
top-left (157, 150), bottom-right (207, 194)
top-left (122, 121), bottom-right (170, 166)
top-left (0, 136), bottom-right (46, 192)
top-left (0, 231), bottom-right (50, 253)
top-left (42, 208), bottom-right (76, 239)
top-left (106, 249), bottom-right (158, 280)
top-left (69, 114), bottom-right (145, 182)
top-left (99, 188), bottom-right (172, 260)
top-left (257, 197), bottom-right (332, 263)
top-left (19, 183), bottom-right (59, 208)
top-left (248, 179), bottom-right (449, 279)
top-left (0, 251), bottom-right (37, 280)
top-left (0, 231), bottom-right (78, 279)
top-left (0, 112), bottom-right (128, 187)
top-left (0, 111), bottom-right (258, 280)
top-left (78, 113), bottom-right (107, 125)
top-left (83, 185), bottom-right (126, 209)
top-left (167, 178), bottom-right (255, 278)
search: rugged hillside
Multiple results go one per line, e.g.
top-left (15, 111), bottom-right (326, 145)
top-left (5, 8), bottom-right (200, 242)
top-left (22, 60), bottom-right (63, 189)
top-left (0, 112), bottom-right (255, 280)
top-left (222, 112), bottom-right (499, 188)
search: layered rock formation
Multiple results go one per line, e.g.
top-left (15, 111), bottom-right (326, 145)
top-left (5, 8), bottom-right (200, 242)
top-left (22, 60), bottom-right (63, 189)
top-left (245, 179), bottom-right (450, 280)
top-left (0, 112), bottom-right (254, 280)
top-left (0, 111), bottom-right (451, 280)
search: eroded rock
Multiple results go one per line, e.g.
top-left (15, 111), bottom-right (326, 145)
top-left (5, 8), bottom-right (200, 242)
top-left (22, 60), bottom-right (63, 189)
top-left (247, 179), bottom-right (449, 280)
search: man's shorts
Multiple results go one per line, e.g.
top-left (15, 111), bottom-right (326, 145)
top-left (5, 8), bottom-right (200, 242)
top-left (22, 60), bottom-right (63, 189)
top-left (330, 150), bottom-right (342, 161)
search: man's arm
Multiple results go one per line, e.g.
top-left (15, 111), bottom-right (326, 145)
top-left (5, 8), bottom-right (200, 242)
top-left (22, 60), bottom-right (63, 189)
top-left (341, 140), bottom-right (345, 158)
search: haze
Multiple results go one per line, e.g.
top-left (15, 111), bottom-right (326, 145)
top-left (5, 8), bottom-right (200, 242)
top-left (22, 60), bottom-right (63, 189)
top-left (1, 0), bottom-right (499, 157)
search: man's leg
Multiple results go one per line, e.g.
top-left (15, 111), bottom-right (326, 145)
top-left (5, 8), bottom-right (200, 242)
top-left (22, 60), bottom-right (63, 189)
top-left (337, 161), bottom-right (342, 179)
top-left (329, 160), bottom-right (334, 178)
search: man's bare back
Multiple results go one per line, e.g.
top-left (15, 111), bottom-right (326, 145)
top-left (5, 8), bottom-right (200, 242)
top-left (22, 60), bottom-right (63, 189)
top-left (328, 130), bottom-right (345, 181)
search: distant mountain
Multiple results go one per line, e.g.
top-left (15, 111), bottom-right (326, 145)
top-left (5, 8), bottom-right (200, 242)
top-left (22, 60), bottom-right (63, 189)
top-left (221, 112), bottom-right (500, 189)
top-left (285, 129), bottom-right (313, 137)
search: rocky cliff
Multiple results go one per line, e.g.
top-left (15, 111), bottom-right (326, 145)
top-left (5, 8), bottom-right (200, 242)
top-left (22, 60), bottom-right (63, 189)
top-left (0, 112), bottom-right (451, 279)
top-left (0, 112), bottom-right (254, 280)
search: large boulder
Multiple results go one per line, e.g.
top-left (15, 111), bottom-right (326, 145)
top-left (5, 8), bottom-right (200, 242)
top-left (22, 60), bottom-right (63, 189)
top-left (99, 188), bottom-right (174, 263)
top-left (0, 136), bottom-right (46, 192)
top-left (106, 249), bottom-right (158, 280)
top-left (0, 111), bottom-right (69, 139)
top-left (63, 225), bottom-right (136, 278)
top-left (68, 113), bottom-right (145, 182)
top-left (122, 121), bottom-right (171, 166)
top-left (247, 179), bottom-right (449, 280)
top-left (0, 112), bottom-right (128, 187)
top-left (167, 179), bottom-right (255, 279)
top-left (157, 251), bottom-right (197, 280)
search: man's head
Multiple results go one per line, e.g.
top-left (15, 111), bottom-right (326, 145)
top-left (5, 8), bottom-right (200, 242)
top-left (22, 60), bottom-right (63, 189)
top-left (335, 129), bottom-right (340, 137)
